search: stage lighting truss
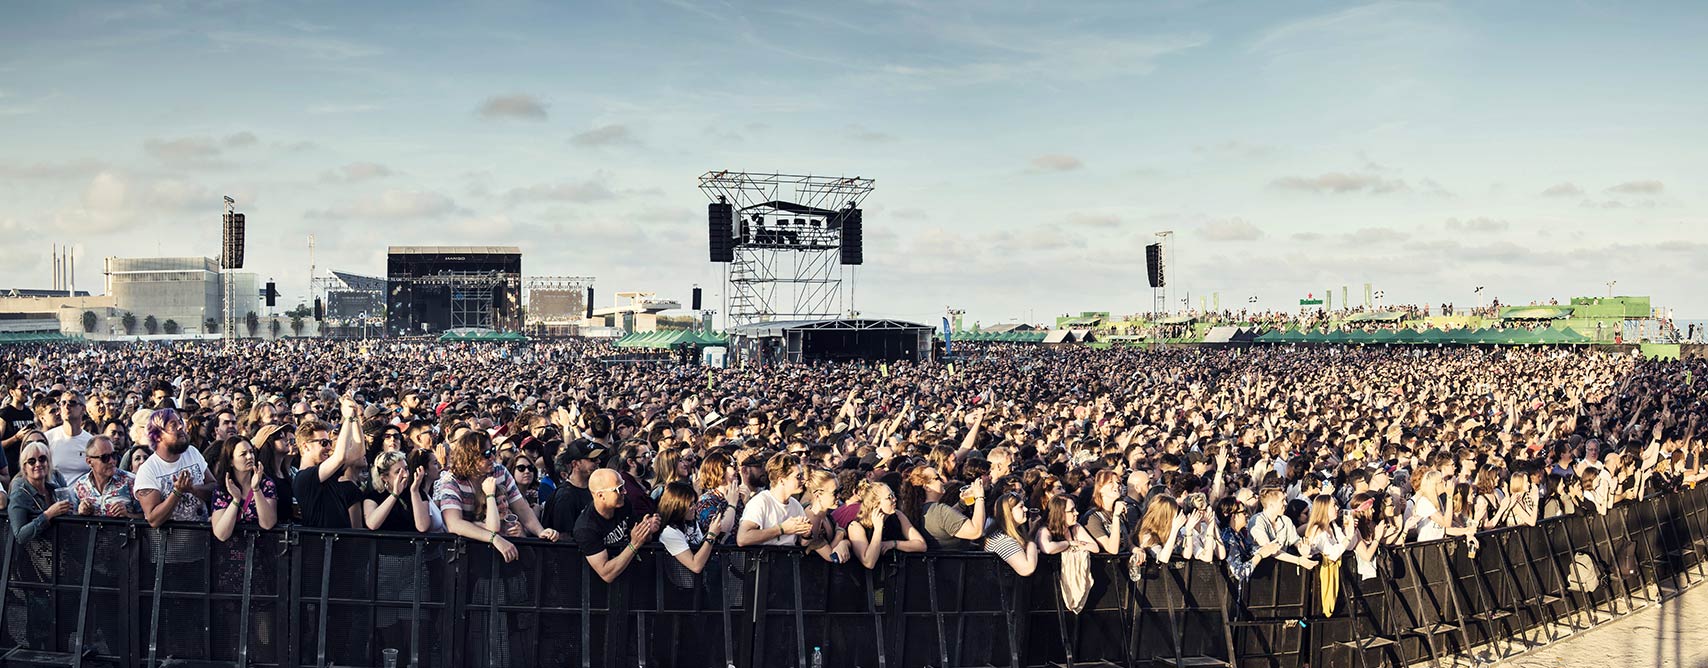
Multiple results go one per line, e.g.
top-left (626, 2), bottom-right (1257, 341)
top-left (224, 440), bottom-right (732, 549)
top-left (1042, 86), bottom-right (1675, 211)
top-left (698, 171), bottom-right (876, 325)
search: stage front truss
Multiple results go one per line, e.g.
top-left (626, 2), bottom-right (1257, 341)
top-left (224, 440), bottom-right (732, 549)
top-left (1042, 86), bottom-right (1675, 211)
top-left (699, 171), bottom-right (874, 325)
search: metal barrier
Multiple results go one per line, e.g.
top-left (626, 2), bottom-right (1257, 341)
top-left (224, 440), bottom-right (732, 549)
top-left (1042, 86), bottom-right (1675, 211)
top-left (4, 485), bottom-right (1708, 667)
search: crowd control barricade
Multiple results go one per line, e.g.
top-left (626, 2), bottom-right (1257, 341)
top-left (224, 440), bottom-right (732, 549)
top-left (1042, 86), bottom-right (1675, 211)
top-left (5, 485), bottom-right (1708, 668)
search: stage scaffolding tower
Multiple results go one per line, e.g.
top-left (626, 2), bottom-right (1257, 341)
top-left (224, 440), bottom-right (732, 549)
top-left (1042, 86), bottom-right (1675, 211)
top-left (699, 171), bottom-right (875, 326)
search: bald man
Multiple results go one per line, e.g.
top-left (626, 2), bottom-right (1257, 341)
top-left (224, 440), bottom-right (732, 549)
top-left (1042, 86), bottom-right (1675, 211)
top-left (575, 468), bottom-right (659, 584)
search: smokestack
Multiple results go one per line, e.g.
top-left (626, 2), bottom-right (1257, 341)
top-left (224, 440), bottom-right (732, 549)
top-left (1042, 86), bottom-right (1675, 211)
top-left (68, 246), bottom-right (75, 296)
top-left (52, 244), bottom-right (59, 291)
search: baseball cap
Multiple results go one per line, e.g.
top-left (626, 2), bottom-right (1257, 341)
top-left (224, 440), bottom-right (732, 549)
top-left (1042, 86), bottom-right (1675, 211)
top-left (563, 439), bottom-right (607, 462)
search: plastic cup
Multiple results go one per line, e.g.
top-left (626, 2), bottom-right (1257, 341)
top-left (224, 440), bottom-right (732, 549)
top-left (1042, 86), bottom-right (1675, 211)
top-left (382, 648), bottom-right (399, 667)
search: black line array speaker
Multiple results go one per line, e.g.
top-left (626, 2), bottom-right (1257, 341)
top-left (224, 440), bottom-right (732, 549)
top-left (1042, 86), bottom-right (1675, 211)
top-left (708, 202), bottom-right (734, 262)
top-left (691, 286), bottom-right (702, 310)
top-left (264, 281), bottom-right (277, 307)
top-left (221, 213), bottom-right (246, 269)
top-left (313, 298), bottom-right (324, 321)
top-left (839, 208), bottom-right (863, 265)
top-left (1145, 243), bottom-right (1165, 289)
top-left (585, 287), bottom-right (594, 319)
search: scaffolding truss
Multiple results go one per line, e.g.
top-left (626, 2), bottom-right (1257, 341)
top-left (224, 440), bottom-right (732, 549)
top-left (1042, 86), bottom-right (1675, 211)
top-left (699, 171), bottom-right (875, 325)
top-left (524, 275), bottom-right (595, 323)
top-left (401, 271), bottom-right (521, 331)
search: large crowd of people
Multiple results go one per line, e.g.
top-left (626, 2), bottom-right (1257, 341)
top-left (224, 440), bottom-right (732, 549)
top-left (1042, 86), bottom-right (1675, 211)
top-left (3, 339), bottom-right (1705, 602)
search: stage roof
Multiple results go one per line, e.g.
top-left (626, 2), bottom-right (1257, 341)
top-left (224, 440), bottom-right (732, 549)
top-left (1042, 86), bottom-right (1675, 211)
top-left (728, 318), bottom-right (931, 338)
top-left (329, 271), bottom-right (386, 291)
top-left (737, 200), bottom-right (839, 217)
top-left (387, 246), bottom-right (521, 255)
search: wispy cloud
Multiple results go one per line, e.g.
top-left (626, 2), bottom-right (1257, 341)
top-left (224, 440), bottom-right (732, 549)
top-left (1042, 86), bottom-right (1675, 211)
top-left (1541, 182), bottom-right (1584, 197)
top-left (142, 132), bottom-right (258, 168)
top-left (307, 189), bottom-right (465, 220)
top-left (1607, 180), bottom-right (1663, 195)
top-left (206, 31), bottom-right (381, 61)
top-left (1199, 218), bottom-right (1264, 241)
top-left (1270, 171), bottom-right (1408, 195)
top-left (1029, 154), bottom-right (1083, 173)
top-left (478, 94), bottom-right (548, 121)
top-left (569, 124), bottom-right (638, 147)
top-left (319, 162), bottom-right (393, 184)
top-left (503, 180), bottom-right (617, 205)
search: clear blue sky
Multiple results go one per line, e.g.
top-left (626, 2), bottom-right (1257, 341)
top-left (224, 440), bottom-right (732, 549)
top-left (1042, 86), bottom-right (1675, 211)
top-left (3, 1), bottom-right (1705, 323)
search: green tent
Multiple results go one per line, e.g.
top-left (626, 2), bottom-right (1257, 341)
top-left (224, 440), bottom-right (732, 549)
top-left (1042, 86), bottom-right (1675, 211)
top-left (1346, 311), bottom-right (1407, 323)
top-left (1392, 329), bottom-right (1423, 344)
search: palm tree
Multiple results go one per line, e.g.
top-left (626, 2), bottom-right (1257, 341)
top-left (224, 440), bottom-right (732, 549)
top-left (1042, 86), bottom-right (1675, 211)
top-left (163, 319), bottom-right (180, 335)
top-left (246, 311), bottom-right (260, 337)
top-left (205, 318), bottom-right (219, 334)
top-left (81, 311), bottom-right (97, 333)
top-left (143, 315), bottom-right (158, 335)
top-left (121, 312), bottom-right (137, 335)
top-left (269, 319), bottom-right (281, 339)
top-left (289, 313), bottom-right (305, 337)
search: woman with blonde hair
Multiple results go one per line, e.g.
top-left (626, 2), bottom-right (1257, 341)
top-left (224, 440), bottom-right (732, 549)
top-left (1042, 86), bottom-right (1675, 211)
top-left (1302, 494), bottom-right (1351, 615)
top-left (362, 449), bottom-right (433, 532)
top-left (691, 451), bottom-right (738, 540)
top-left (802, 469), bottom-right (852, 563)
top-left (847, 481), bottom-right (926, 568)
top-left (1132, 495), bottom-right (1185, 563)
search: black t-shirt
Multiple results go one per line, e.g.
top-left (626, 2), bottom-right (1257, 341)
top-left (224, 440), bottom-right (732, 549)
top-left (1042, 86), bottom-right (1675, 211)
top-left (573, 503), bottom-right (635, 561)
top-left (364, 489), bottom-right (417, 532)
top-left (293, 468), bottom-right (363, 529)
top-left (1, 405), bottom-right (32, 440)
top-left (1, 404), bottom-right (33, 467)
top-left (543, 483), bottom-right (593, 536)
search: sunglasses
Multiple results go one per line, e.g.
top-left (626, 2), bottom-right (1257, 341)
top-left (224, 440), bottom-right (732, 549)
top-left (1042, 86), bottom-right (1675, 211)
top-left (85, 453), bottom-right (119, 463)
top-left (383, 433), bottom-right (401, 440)
top-left (308, 438), bottom-right (333, 446)
top-left (22, 457), bottom-right (47, 466)
top-left (513, 465), bottom-right (535, 473)
top-left (483, 448), bottom-right (496, 458)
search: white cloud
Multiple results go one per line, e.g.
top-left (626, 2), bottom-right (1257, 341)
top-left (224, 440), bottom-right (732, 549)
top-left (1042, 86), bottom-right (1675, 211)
top-left (478, 94), bottom-right (548, 121)
top-left (1541, 182), bottom-right (1584, 197)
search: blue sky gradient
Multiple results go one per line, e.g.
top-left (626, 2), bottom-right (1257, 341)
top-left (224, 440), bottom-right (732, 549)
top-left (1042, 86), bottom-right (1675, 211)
top-left (2, 1), bottom-right (1705, 323)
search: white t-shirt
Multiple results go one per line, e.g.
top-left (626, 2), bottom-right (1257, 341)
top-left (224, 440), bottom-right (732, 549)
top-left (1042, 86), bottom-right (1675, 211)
top-left (660, 523), bottom-right (706, 556)
top-left (740, 491), bottom-right (805, 546)
top-left (47, 427), bottom-right (94, 482)
top-left (135, 448), bottom-right (212, 521)
top-left (1410, 495), bottom-right (1445, 542)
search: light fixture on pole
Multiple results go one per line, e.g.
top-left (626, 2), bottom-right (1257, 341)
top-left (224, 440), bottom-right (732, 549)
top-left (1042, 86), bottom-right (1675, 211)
top-left (1474, 286), bottom-right (1485, 311)
top-left (1606, 281), bottom-right (1616, 298)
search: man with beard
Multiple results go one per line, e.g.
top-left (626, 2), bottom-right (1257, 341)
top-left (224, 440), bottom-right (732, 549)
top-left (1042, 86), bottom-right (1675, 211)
top-left (135, 408), bottom-right (215, 527)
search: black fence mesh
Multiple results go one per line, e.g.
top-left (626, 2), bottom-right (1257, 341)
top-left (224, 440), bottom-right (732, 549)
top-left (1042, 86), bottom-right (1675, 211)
top-left (2, 486), bottom-right (1707, 668)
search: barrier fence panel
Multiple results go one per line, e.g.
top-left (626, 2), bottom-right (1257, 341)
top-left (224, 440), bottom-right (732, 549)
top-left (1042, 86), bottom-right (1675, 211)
top-left (7, 488), bottom-right (1708, 668)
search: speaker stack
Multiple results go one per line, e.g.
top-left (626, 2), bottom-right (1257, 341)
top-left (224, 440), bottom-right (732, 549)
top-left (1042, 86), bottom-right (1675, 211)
top-left (221, 212), bottom-right (246, 269)
top-left (585, 287), bottom-right (595, 320)
top-left (708, 202), bottom-right (734, 262)
top-left (1145, 243), bottom-right (1165, 288)
top-left (839, 208), bottom-right (863, 265)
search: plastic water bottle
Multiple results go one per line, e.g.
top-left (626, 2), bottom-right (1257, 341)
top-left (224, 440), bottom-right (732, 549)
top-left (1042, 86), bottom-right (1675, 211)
top-left (811, 646), bottom-right (824, 668)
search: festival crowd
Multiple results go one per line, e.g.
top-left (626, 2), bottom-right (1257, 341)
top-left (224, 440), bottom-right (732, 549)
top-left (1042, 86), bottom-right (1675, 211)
top-left (3, 339), bottom-right (1705, 604)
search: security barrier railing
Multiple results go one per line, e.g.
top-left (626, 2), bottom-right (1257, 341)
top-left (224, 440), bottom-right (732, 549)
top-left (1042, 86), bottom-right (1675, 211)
top-left (3, 484), bottom-right (1705, 668)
